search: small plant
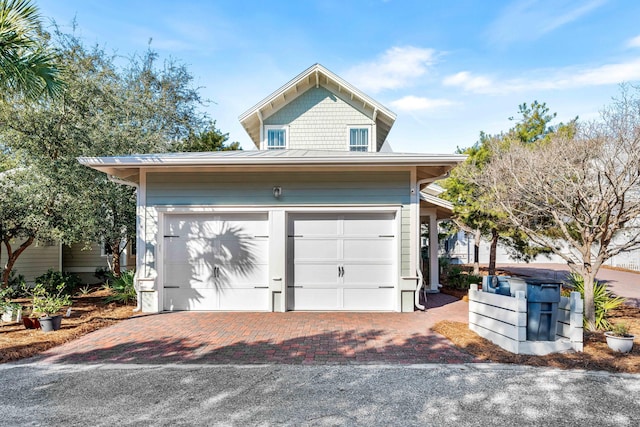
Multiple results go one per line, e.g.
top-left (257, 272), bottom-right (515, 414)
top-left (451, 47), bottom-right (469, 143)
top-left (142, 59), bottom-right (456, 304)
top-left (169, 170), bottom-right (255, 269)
top-left (567, 273), bottom-right (625, 330)
top-left (609, 322), bottom-right (632, 338)
top-left (95, 267), bottom-right (114, 285)
top-left (105, 270), bottom-right (136, 305)
top-left (31, 283), bottom-right (72, 317)
top-left (77, 285), bottom-right (93, 296)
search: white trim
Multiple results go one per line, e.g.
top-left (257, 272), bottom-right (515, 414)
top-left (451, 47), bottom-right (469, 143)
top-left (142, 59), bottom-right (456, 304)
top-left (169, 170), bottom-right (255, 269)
top-left (262, 125), bottom-right (289, 150)
top-left (154, 205), bottom-right (401, 213)
top-left (346, 125), bottom-right (372, 152)
top-left (153, 205), bottom-right (402, 313)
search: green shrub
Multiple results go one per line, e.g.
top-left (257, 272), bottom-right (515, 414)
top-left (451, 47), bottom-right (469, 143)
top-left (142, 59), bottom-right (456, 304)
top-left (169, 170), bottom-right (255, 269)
top-left (1, 270), bottom-right (27, 299)
top-left (567, 272), bottom-right (625, 331)
top-left (105, 270), bottom-right (136, 305)
top-left (34, 270), bottom-right (82, 296)
top-left (443, 264), bottom-right (481, 290)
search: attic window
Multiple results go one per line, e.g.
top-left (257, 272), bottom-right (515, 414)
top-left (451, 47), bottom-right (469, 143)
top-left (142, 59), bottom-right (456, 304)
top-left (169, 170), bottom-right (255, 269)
top-left (265, 126), bottom-right (287, 150)
top-left (349, 128), bottom-right (369, 152)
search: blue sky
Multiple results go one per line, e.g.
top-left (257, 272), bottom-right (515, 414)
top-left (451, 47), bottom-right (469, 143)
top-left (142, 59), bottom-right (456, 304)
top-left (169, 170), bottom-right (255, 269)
top-left (39, 0), bottom-right (640, 153)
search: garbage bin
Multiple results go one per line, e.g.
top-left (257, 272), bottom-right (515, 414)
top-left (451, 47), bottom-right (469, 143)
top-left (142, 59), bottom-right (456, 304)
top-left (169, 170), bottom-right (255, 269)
top-left (526, 280), bottom-right (561, 341)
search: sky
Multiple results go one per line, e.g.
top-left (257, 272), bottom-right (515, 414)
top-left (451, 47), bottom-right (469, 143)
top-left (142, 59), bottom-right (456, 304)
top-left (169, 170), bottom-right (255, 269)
top-left (38, 0), bottom-right (640, 154)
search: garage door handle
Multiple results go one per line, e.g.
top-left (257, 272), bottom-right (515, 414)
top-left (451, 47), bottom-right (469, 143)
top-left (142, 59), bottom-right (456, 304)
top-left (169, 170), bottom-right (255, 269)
top-left (338, 266), bottom-right (344, 277)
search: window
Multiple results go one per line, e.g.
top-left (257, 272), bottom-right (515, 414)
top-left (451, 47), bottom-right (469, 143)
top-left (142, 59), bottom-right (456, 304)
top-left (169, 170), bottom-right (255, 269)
top-left (349, 128), bottom-right (369, 152)
top-left (266, 128), bottom-right (287, 150)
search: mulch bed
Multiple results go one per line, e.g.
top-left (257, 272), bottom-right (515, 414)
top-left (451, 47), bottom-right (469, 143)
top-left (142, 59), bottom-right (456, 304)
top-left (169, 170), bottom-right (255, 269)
top-left (434, 300), bottom-right (640, 374)
top-left (1, 289), bottom-right (134, 363)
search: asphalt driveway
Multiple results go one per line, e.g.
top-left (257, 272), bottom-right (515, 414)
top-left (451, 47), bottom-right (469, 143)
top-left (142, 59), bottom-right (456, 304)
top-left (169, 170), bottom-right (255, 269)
top-left (30, 293), bottom-right (474, 365)
top-left (1, 362), bottom-right (638, 426)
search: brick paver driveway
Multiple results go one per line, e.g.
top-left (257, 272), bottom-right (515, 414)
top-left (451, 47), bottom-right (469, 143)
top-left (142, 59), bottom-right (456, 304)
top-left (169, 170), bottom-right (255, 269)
top-left (35, 293), bottom-right (476, 365)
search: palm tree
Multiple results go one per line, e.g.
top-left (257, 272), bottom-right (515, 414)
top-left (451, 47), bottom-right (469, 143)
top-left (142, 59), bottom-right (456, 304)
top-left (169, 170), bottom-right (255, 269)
top-left (0, 0), bottom-right (63, 99)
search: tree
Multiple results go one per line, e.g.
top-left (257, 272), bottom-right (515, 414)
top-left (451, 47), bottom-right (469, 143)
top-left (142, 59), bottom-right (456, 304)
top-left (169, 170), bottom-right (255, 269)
top-left (441, 102), bottom-right (569, 275)
top-left (172, 121), bottom-right (241, 152)
top-left (0, 30), bottom-right (210, 281)
top-left (479, 87), bottom-right (640, 330)
top-left (0, 167), bottom-right (68, 285)
top-left (0, 0), bottom-right (63, 99)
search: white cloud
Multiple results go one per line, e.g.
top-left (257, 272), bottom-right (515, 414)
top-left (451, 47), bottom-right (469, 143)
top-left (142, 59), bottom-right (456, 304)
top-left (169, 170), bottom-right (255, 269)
top-left (442, 72), bottom-right (493, 92)
top-left (390, 95), bottom-right (455, 112)
top-left (343, 46), bottom-right (437, 93)
top-left (487, 0), bottom-right (607, 46)
top-left (443, 58), bottom-right (640, 95)
top-left (627, 35), bottom-right (640, 48)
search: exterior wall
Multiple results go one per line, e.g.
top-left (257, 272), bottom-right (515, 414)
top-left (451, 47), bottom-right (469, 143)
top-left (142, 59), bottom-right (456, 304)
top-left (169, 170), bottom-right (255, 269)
top-left (63, 243), bottom-right (127, 284)
top-left (142, 170), bottom-right (414, 311)
top-left (10, 240), bottom-right (61, 283)
top-left (264, 86), bottom-right (373, 151)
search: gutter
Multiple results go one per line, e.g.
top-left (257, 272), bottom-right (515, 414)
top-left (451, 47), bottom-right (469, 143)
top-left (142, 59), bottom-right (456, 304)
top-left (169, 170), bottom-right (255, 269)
top-left (108, 175), bottom-right (143, 313)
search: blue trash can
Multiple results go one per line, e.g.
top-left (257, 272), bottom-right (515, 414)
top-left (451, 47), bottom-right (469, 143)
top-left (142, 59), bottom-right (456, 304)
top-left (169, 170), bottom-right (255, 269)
top-left (526, 280), bottom-right (561, 341)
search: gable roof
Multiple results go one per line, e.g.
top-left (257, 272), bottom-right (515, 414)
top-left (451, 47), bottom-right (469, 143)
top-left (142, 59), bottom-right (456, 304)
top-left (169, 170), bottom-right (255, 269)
top-left (238, 64), bottom-right (397, 150)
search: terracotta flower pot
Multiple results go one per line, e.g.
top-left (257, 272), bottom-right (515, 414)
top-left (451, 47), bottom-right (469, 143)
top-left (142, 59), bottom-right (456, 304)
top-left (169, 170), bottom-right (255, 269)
top-left (23, 317), bottom-right (41, 329)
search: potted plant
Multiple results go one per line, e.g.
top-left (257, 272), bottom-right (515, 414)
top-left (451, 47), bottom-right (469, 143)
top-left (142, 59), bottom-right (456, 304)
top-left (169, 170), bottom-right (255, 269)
top-left (31, 283), bottom-right (72, 332)
top-left (1, 301), bottom-right (22, 323)
top-left (604, 322), bottom-right (635, 353)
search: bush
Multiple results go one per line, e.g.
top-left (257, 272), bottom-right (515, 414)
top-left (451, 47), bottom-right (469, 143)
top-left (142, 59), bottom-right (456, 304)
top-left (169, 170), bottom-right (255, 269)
top-left (443, 264), bottom-right (481, 290)
top-left (94, 267), bottom-right (114, 285)
top-left (2, 270), bottom-right (27, 299)
top-left (567, 273), bottom-right (625, 330)
top-left (105, 270), bottom-right (136, 305)
top-left (34, 270), bottom-right (82, 296)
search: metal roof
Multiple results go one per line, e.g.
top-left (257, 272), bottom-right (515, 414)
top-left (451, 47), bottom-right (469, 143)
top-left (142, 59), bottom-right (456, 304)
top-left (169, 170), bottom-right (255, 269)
top-left (79, 149), bottom-right (466, 183)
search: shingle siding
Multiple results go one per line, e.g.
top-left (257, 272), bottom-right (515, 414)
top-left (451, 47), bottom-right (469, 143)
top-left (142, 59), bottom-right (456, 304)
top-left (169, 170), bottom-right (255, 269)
top-left (264, 86), bottom-right (372, 151)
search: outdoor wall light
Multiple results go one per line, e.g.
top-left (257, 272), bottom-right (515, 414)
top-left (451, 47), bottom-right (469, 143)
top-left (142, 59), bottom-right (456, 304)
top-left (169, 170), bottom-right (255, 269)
top-left (273, 186), bottom-right (282, 199)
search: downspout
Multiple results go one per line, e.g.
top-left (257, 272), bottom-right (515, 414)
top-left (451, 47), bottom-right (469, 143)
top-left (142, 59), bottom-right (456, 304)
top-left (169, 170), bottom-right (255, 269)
top-left (108, 175), bottom-right (143, 312)
top-left (414, 173), bottom-right (450, 310)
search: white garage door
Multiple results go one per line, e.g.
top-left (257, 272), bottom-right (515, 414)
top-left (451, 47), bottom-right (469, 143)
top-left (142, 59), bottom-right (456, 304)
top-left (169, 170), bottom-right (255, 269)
top-left (288, 213), bottom-right (396, 311)
top-left (163, 213), bottom-right (269, 311)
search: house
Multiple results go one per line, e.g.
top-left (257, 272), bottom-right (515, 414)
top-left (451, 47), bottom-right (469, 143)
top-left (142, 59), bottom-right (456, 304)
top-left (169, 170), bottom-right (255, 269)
top-left (8, 240), bottom-right (133, 284)
top-left (79, 64), bottom-right (465, 312)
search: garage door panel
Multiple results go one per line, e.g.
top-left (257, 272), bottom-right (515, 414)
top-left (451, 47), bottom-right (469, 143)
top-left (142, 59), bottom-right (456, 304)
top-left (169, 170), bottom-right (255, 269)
top-left (342, 263), bottom-right (394, 286)
top-left (292, 288), bottom-right (339, 311)
top-left (164, 261), bottom-right (216, 289)
top-left (218, 288), bottom-right (269, 311)
top-left (343, 239), bottom-right (394, 261)
top-left (343, 214), bottom-right (395, 235)
top-left (293, 239), bottom-right (338, 260)
top-left (214, 239), bottom-right (269, 265)
top-left (343, 288), bottom-right (394, 311)
top-left (218, 263), bottom-right (269, 288)
top-left (293, 263), bottom-right (340, 286)
top-left (291, 216), bottom-right (339, 236)
top-left (164, 288), bottom-right (216, 311)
